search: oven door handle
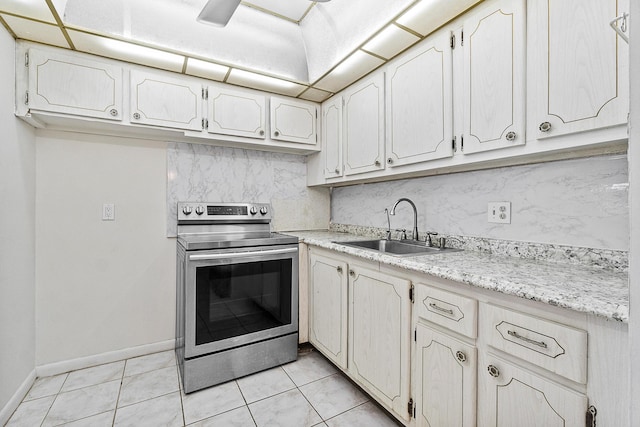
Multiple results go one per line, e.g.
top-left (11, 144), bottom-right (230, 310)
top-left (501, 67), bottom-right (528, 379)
top-left (188, 247), bottom-right (298, 261)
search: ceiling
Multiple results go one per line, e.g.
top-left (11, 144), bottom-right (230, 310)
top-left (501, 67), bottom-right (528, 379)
top-left (0, 0), bottom-right (480, 102)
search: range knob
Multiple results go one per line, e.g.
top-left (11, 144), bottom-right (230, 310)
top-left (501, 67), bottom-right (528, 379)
top-left (260, 206), bottom-right (268, 215)
top-left (182, 205), bottom-right (193, 215)
top-left (250, 206), bottom-right (258, 215)
top-left (195, 205), bottom-right (205, 215)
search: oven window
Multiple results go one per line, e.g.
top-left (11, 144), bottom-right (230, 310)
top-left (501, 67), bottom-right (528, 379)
top-left (194, 259), bottom-right (292, 345)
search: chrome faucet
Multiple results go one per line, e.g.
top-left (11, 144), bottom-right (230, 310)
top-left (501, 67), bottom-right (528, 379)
top-left (384, 208), bottom-right (392, 240)
top-left (390, 198), bottom-right (419, 241)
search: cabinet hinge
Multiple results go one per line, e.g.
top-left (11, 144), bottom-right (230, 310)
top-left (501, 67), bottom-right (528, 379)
top-left (408, 398), bottom-right (414, 417)
top-left (586, 405), bottom-right (597, 427)
top-left (202, 88), bottom-right (208, 100)
top-left (25, 91), bottom-right (29, 105)
top-left (450, 34), bottom-right (456, 49)
top-left (414, 327), bottom-right (417, 342)
top-left (461, 30), bottom-right (464, 46)
top-left (201, 118), bottom-right (208, 129)
top-left (461, 134), bottom-right (464, 151)
top-left (409, 284), bottom-right (415, 303)
top-left (24, 52), bottom-right (29, 67)
top-left (452, 136), bottom-right (456, 151)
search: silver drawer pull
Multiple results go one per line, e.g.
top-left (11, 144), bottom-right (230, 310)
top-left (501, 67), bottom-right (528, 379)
top-left (507, 330), bottom-right (548, 349)
top-left (429, 302), bottom-right (454, 315)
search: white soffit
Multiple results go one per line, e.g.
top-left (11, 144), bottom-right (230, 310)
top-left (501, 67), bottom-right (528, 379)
top-left (362, 23), bottom-right (420, 60)
top-left (298, 87), bottom-right (332, 102)
top-left (62, 0), bottom-right (309, 83)
top-left (315, 50), bottom-right (385, 93)
top-left (396, 0), bottom-right (482, 36)
top-left (67, 30), bottom-right (185, 72)
top-left (0, 0), bottom-right (56, 24)
top-left (1, 14), bottom-right (68, 48)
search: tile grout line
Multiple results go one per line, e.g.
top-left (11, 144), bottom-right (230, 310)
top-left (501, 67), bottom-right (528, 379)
top-left (38, 373), bottom-right (69, 427)
top-left (234, 377), bottom-right (259, 427)
top-left (176, 364), bottom-right (186, 427)
top-left (111, 360), bottom-right (127, 426)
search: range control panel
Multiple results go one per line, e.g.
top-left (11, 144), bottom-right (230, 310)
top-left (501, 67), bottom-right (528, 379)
top-left (177, 202), bottom-right (271, 223)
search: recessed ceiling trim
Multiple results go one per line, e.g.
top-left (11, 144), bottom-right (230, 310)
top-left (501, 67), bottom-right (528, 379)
top-left (0, 11), bottom-right (53, 26)
top-left (223, 67), bottom-right (232, 83)
top-left (297, 3), bottom-right (316, 24)
top-left (360, 48), bottom-right (387, 62)
top-left (0, 14), bottom-right (17, 38)
top-left (44, 0), bottom-right (74, 49)
top-left (392, 21), bottom-right (424, 39)
top-left (241, 2), bottom-right (299, 25)
top-left (181, 57), bottom-right (188, 74)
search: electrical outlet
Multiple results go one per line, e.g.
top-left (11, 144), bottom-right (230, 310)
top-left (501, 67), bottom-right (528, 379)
top-left (102, 203), bottom-right (115, 221)
top-left (488, 202), bottom-right (511, 224)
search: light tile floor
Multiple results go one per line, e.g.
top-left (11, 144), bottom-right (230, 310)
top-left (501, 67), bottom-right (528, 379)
top-left (6, 348), bottom-right (401, 427)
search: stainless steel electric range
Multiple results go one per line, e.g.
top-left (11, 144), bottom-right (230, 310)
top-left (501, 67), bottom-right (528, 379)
top-left (175, 202), bottom-right (299, 393)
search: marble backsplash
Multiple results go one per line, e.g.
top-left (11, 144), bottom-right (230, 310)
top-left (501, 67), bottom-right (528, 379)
top-left (331, 154), bottom-right (629, 251)
top-left (166, 142), bottom-right (330, 236)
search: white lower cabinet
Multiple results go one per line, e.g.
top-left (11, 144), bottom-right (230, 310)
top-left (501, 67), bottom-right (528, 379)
top-left (478, 353), bottom-right (587, 426)
top-left (308, 251), bottom-right (348, 369)
top-left (348, 264), bottom-right (412, 421)
top-left (415, 324), bottom-right (477, 427)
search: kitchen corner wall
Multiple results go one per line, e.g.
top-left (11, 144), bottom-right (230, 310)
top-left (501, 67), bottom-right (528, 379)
top-left (166, 142), bottom-right (330, 236)
top-left (0, 27), bottom-right (36, 419)
top-left (331, 154), bottom-right (629, 251)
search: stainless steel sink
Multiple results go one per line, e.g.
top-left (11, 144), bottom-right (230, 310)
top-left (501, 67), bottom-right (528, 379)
top-left (336, 239), bottom-right (461, 256)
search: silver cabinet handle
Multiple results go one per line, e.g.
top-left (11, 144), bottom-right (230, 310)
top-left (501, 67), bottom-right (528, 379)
top-left (455, 351), bottom-right (467, 363)
top-left (487, 365), bottom-right (500, 378)
top-left (539, 121), bottom-right (552, 132)
top-left (374, 160), bottom-right (381, 167)
top-left (349, 270), bottom-right (355, 277)
top-left (133, 112), bottom-right (141, 120)
top-left (429, 302), bottom-right (454, 316)
top-left (109, 108), bottom-right (118, 117)
top-left (334, 168), bottom-right (340, 174)
top-left (505, 131), bottom-right (516, 141)
top-left (336, 266), bottom-right (343, 273)
top-left (507, 330), bottom-right (548, 349)
top-left (274, 131), bottom-right (280, 137)
top-left (387, 158), bottom-right (393, 164)
top-left (259, 130), bottom-right (265, 136)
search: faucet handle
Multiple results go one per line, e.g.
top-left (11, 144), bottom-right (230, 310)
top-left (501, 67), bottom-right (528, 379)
top-left (395, 229), bottom-right (407, 240)
top-left (426, 231), bottom-right (439, 247)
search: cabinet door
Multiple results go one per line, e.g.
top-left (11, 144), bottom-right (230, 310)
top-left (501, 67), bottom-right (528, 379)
top-left (322, 96), bottom-right (343, 179)
top-left (415, 324), bottom-right (476, 427)
top-left (130, 70), bottom-right (202, 131)
top-left (529, 0), bottom-right (629, 139)
top-left (343, 74), bottom-right (385, 176)
top-left (386, 31), bottom-right (453, 167)
top-left (270, 96), bottom-right (317, 145)
top-left (462, 0), bottom-right (526, 153)
top-left (348, 265), bottom-right (411, 420)
top-left (308, 252), bottom-right (348, 369)
top-left (27, 48), bottom-right (122, 120)
top-left (478, 354), bottom-right (587, 426)
top-left (207, 86), bottom-right (266, 139)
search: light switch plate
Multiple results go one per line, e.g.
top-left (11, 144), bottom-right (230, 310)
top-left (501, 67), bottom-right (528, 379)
top-left (488, 202), bottom-right (510, 224)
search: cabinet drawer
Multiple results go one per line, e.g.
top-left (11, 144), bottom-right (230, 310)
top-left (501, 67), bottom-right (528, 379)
top-left (415, 284), bottom-right (477, 338)
top-left (481, 304), bottom-right (587, 383)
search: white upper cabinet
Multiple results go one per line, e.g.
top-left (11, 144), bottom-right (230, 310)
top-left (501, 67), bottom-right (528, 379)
top-left (528, 0), bottom-right (629, 140)
top-left (207, 87), bottom-right (266, 139)
top-left (27, 48), bottom-right (123, 121)
top-left (343, 73), bottom-right (385, 176)
top-left (270, 96), bottom-right (317, 145)
top-left (386, 30), bottom-right (453, 167)
top-left (462, 0), bottom-right (526, 153)
top-left (130, 70), bottom-right (203, 131)
top-left (322, 96), bottom-right (343, 179)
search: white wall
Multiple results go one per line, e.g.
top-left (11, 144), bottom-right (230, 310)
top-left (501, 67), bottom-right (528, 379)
top-left (35, 131), bottom-right (175, 365)
top-left (0, 27), bottom-right (37, 419)
top-left (331, 154), bottom-right (629, 250)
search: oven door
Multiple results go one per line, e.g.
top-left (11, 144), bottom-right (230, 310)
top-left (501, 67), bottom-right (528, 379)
top-left (184, 244), bottom-right (298, 359)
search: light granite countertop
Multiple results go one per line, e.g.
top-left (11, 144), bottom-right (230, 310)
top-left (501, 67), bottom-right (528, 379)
top-left (286, 231), bottom-right (629, 323)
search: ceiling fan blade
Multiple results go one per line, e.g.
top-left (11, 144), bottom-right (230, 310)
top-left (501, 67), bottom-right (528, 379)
top-left (197, 0), bottom-right (242, 27)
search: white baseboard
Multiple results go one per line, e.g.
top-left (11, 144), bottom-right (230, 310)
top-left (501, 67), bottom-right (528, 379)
top-left (36, 339), bottom-right (174, 378)
top-left (0, 369), bottom-right (36, 426)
